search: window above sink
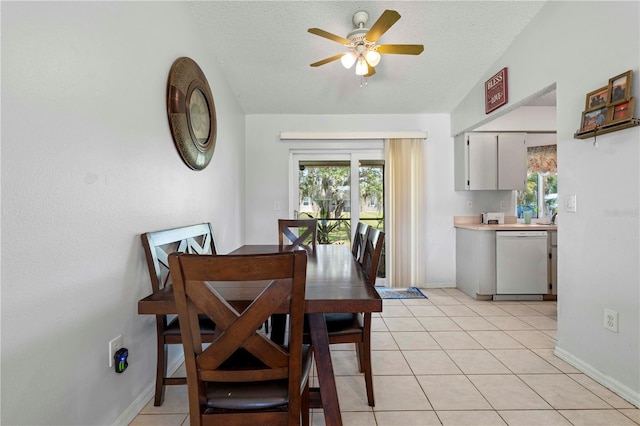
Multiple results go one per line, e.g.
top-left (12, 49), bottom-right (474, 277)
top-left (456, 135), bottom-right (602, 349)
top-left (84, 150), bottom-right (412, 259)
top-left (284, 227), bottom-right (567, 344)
top-left (517, 144), bottom-right (557, 221)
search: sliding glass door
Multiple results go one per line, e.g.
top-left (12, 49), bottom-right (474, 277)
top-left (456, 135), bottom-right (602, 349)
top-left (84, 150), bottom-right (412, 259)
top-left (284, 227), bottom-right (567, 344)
top-left (291, 151), bottom-right (386, 281)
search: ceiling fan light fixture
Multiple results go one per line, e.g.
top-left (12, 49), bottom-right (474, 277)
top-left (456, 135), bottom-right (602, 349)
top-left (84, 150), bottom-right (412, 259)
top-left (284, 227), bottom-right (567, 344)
top-left (364, 49), bottom-right (381, 67)
top-left (308, 9), bottom-right (424, 81)
top-left (355, 57), bottom-right (368, 76)
top-left (341, 52), bottom-right (357, 69)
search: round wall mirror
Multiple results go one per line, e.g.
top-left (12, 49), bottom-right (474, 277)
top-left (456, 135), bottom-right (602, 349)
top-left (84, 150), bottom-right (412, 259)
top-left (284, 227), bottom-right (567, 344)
top-left (166, 57), bottom-right (217, 170)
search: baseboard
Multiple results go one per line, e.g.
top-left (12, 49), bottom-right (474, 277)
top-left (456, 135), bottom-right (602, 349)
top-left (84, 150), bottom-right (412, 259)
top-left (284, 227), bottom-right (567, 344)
top-left (493, 294), bottom-right (543, 301)
top-left (423, 282), bottom-right (456, 288)
top-left (112, 382), bottom-right (154, 426)
top-left (112, 354), bottom-right (186, 425)
top-left (554, 346), bottom-right (640, 408)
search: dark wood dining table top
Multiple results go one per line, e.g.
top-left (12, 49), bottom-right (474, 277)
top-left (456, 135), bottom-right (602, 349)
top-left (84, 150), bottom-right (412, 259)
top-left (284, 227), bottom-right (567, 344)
top-left (137, 244), bottom-right (383, 315)
top-left (137, 243), bottom-right (381, 426)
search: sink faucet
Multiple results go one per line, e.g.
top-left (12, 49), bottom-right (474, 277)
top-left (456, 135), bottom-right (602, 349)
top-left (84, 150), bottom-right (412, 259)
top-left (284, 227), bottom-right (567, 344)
top-left (551, 212), bottom-right (558, 225)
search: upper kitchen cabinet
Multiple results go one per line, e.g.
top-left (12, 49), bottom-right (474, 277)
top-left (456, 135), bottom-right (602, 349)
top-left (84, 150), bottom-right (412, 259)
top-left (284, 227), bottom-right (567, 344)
top-left (454, 132), bottom-right (527, 191)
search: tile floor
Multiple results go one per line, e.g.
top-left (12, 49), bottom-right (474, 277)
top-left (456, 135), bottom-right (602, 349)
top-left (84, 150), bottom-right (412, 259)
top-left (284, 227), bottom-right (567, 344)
top-left (130, 288), bottom-right (640, 426)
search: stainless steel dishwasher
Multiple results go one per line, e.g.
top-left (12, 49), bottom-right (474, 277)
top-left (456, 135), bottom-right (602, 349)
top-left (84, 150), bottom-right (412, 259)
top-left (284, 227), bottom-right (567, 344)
top-left (495, 230), bottom-right (548, 300)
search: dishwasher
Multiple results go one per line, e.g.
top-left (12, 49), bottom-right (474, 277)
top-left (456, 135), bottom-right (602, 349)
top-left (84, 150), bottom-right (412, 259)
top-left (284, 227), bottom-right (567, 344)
top-left (495, 231), bottom-right (548, 300)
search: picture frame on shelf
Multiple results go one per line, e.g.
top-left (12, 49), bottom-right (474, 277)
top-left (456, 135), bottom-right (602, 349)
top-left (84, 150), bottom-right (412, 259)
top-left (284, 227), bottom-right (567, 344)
top-left (607, 70), bottom-right (632, 105)
top-left (607, 97), bottom-right (635, 125)
top-left (585, 86), bottom-right (608, 111)
top-left (580, 106), bottom-right (608, 131)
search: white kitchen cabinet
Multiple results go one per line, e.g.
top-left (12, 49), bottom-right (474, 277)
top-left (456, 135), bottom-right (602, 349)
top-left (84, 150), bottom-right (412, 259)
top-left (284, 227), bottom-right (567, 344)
top-left (454, 133), bottom-right (527, 190)
top-left (455, 228), bottom-right (496, 299)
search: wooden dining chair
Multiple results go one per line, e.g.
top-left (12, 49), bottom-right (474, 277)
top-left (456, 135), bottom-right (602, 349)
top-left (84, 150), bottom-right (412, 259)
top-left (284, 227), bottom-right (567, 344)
top-left (360, 228), bottom-right (385, 286)
top-left (271, 218), bottom-right (318, 343)
top-left (311, 227), bottom-right (385, 407)
top-left (351, 222), bottom-right (370, 262)
top-left (278, 219), bottom-right (318, 251)
top-left (169, 250), bottom-right (312, 426)
top-left (141, 223), bottom-right (218, 406)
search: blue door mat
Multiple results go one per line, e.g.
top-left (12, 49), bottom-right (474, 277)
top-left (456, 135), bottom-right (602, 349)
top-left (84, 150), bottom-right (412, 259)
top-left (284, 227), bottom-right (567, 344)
top-left (375, 286), bottom-right (427, 299)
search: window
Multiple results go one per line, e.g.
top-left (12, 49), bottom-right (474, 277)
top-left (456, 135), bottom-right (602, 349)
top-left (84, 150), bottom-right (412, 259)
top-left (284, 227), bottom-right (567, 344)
top-left (297, 161), bottom-right (351, 244)
top-left (517, 145), bottom-right (557, 219)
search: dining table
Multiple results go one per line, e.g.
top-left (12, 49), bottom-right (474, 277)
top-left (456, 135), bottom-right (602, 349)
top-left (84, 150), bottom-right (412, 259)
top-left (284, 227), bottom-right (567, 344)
top-left (137, 244), bottom-right (383, 426)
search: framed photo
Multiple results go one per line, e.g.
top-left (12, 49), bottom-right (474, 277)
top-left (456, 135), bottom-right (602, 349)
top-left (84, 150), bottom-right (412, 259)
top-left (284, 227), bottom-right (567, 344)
top-left (607, 97), bottom-right (635, 125)
top-left (585, 86), bottom-right (608, 111)
top-left (608, 70), bottom-right (633, 105)
top-left (580, 106), bottom-right (608, 131)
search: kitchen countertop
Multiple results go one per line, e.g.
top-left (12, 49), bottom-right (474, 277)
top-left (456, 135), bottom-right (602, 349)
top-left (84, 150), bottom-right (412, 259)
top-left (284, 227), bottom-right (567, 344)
top-left (454, 216), bottom-right (557, 231)
top-left (455, 223), bottom-right (557, 231)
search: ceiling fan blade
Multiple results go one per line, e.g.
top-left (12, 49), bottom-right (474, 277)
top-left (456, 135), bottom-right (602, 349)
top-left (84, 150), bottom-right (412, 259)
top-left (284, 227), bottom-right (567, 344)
top-left (308, 28), bottom-right (351, 45)
top-left (377, 44), bottom-right (424, 55)
top-left (365, 64), bottom-right (376, 77)
top-left (310, 53), bottom-right (344, 67)
top-left (365, 10), bottom-right (401, 42)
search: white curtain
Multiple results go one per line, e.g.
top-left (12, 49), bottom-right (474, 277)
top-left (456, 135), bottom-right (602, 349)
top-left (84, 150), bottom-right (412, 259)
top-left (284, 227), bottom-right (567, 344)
top-left (384, 138), bottom-right (426, 288)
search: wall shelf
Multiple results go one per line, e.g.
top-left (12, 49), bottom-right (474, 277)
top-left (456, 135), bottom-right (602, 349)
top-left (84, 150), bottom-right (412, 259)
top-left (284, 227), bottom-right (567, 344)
top-left (574, 118), bottom-right (640, 139)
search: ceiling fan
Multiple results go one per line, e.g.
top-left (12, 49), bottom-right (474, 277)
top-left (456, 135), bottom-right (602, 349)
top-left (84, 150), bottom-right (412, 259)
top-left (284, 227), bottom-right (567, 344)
top-left (308, 9), bottom-right (424, 78)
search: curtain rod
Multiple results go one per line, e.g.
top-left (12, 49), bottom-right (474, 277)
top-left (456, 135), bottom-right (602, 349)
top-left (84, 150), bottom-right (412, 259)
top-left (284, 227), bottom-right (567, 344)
top-left (279, 131), bottom-right (427, 140)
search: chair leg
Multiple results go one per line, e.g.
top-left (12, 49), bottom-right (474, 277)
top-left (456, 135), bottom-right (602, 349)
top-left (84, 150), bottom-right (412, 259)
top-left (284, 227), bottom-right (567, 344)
top-left (301, 381), bottom-right (310, 426)
top-left (362, 338), bottom-right (374, 407)
top-left (355, 342), bottom-right (365, 373)
top-left (154, 342), bottom-right (168, 406)
top-left (270, 314), bottom-right (287, 345)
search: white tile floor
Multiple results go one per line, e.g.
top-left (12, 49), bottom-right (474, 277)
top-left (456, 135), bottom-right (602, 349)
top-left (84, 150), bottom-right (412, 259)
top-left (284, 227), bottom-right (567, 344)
top-left (130, 288), bottom-right (640, 426)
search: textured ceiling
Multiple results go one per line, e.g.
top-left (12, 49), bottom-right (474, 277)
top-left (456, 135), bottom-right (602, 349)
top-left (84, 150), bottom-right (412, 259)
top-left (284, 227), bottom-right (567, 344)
top-left (189, 1), bottom-right (548, 115)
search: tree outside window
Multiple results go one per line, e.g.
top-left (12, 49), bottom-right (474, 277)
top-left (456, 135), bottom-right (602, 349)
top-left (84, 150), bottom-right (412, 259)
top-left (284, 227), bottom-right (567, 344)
top-left (517, 145), bottom-right (557, 219)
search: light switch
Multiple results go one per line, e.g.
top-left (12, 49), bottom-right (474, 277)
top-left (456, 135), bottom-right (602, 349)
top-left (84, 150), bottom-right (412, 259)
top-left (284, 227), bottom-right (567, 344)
top-left (566, 194), bottom-right (577, 213)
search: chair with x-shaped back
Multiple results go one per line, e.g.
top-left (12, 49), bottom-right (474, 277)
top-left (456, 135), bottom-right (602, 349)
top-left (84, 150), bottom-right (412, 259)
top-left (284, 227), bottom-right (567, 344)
top-left (169, 250), bottom-right (312, 426)
top-left (351, 222), bottom-right (370, 262)
top-left (278, 219), bottom-right (318, 251)
top-left (360, 227), bottom-right (385, 287)
top-left (141, 223), bottom-right (218, 406)
top-left (271, 218), bottom-right (318, 342)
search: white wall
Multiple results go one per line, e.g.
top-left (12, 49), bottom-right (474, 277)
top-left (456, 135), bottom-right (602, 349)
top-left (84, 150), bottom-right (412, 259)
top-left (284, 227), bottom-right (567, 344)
top-left (474, 106), bottom-right (556, 132)
top-left (1, 2), bottom-right (245, 424)
top-left (245, 114), bottom-right (512, 287)
top-left (451, 1), bottom-right (639, 406)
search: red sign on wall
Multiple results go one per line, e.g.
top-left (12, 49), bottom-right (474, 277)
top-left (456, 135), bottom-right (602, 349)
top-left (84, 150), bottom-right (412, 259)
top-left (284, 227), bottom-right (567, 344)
top-left (485, 67), bottom-right (508, 114)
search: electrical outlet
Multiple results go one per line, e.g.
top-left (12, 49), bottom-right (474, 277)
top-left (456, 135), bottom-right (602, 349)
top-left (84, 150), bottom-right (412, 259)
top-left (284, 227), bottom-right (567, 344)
top-left (603, 309), bottom-right (618, 333)
top-left (109, 335), bottom-right (123, 367)
top-left (500, 200), bottom-right (510, 210)
top-left (467, 200), bottom-right (473, 208)
top-left (273, 202), bottom-right (280, 211)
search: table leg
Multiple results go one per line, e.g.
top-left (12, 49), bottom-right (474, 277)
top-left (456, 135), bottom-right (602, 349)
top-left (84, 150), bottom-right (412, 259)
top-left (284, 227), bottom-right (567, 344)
top-left (307, 313), bottom-right (342, 426)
